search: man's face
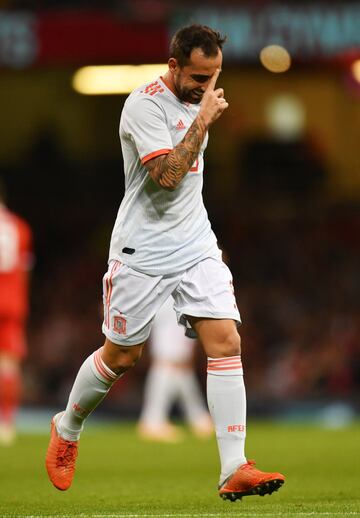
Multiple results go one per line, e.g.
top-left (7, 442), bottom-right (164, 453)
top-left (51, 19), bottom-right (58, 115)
top-left (171, 47), bottom-right (223, 104)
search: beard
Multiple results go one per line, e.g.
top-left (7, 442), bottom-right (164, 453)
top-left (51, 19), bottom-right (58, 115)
top-left (175, 82), bottom-right (203, 104)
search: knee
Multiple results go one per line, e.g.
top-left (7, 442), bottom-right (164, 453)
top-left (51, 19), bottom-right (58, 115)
top-left (115, 348), bottom-right (142, 373)
top-left (102, 340), bottom-right (143, 375)
top-left (215, 330), bottom-right (241, 357)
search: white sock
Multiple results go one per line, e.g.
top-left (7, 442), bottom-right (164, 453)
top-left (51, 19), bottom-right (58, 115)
top-left (207, 356), bottom-right (247, 485)
top-left (57, 347), bottom-right (121, 441)
top-left (139, 364), bottom-right (178, 426)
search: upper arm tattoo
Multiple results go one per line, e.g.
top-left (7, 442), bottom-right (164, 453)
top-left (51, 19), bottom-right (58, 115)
top-left (145, 114), bottom-right (207, 190)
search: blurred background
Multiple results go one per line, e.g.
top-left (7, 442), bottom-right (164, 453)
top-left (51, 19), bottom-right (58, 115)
top-left (1, 0), bottom-right (359, 426)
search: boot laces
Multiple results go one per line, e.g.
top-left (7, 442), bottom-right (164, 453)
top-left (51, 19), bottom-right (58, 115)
top-left (56, 441), bottom-right (77, 468)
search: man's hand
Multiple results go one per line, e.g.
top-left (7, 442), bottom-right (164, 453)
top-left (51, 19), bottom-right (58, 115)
top-left (145, 70), bottom-right (227, 190)
top-left (198, 69), bottom-right (228, 127)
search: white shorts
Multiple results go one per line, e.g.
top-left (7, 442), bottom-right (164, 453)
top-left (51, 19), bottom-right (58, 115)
top-left (102, 255), bottom-right (241, 346)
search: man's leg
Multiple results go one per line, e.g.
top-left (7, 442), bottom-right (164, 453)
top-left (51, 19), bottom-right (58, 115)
top-left (0, 319), bottom-right (26, 445)
top-left (46, 338), bottom-right (144, 490)
top-left (189, 318), bottom-right (246, 479)
top-left (0, 354), bottom-right (21, 445)
top-left (189, 317), bottom-right (284, 501)
top-left (137, 361), bottom-right (184, 442)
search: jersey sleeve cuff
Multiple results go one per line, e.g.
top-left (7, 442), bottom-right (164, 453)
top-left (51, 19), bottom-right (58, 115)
top-left (141, 148), bottom-right (172, 164)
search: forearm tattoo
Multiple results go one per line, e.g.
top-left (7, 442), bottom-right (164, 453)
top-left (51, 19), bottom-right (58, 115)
top-left (146, 114), bottom-right (207, 190)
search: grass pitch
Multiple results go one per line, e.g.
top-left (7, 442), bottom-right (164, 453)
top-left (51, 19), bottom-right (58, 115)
top-left (0, 420), bottom-right (359, 517)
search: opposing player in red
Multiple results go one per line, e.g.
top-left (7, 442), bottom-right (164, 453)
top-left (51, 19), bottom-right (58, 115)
top-left (0, 181), bottom-right (33, 445)
top-left (45, 24), bottom-right (285, 500)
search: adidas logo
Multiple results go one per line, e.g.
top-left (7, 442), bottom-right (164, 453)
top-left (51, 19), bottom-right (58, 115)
top-left (176, 119), bottom-right (186, 130)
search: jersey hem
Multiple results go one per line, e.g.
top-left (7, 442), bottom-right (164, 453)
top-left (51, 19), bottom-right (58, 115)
top-left (102, 324), bottom-right (151, 347)
top-left (177, 310), bottom-right (242, 325)
top-left (109, 244), bottom-right (220, 277)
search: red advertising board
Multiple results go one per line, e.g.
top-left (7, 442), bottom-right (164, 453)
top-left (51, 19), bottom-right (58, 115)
top-left (0, 11), bottom-right (168, 68)
top-left (2, 4), bottom-right (360, 69)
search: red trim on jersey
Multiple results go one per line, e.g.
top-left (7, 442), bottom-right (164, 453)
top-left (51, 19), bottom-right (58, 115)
top-left (0, 207), bottom-right (32, 319)
top-left (141, 148), bottom-right (171, 164)
top-left (104, 261), bottom-right (122, 328)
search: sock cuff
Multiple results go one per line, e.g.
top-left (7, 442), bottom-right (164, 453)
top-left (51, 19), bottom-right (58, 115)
top-left (92, 348), bottom-right (119, 384)
top-left (207, 355), bottom-right (243, 376)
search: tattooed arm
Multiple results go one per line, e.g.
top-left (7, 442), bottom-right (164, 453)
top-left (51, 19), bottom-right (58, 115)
top-left (145, 69), bottom-right (228, 191)
top-left (144, 114), bottom-right (207, 191)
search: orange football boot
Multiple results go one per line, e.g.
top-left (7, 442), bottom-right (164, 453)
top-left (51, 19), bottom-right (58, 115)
top-left (219, 460), bottom-right (285, 501)
top-left (45, 413), bottom-right (79, 491)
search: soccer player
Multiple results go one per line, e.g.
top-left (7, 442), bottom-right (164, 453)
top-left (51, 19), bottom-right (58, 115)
top-left (137, 294), bottom-right (213, 442)
top-left (0, 181), bottom-right (33, 445)
top-left (46, 24), bottom-right (285, 500)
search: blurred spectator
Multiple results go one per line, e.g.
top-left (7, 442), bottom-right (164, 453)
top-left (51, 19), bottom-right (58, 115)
top-left (3, 127), bottom-right (357, 415)
top-left (19, 191), bottom-right (359, 413)
top-left (239, 94), bottom-right (326, 199)
top-left (0, 180), bottom-right (33, 444)
top-left (228, 201), bottom-right (360, 405)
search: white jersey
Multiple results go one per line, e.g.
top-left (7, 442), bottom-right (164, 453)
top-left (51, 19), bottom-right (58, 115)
top-left (108, 76), bottom-right (219, 275)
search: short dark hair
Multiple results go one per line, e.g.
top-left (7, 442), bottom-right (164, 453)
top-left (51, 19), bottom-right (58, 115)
top-left (170, 24), bottom-right (226, 67)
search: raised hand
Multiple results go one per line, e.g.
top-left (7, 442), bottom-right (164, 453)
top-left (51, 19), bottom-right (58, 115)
top-left (199, 69), bottom-right (228, 127)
